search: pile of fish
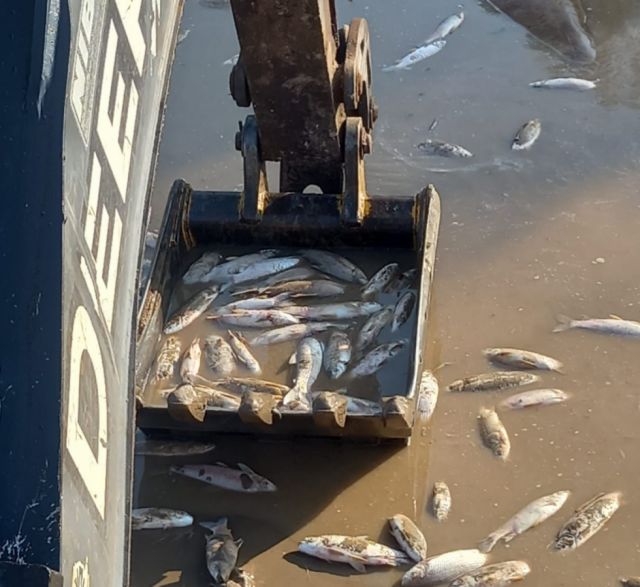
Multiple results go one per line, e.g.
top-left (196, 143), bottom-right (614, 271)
top-left (150, 247), bottom-right (418, 423)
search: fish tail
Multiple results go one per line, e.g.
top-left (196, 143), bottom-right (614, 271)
top-left (381, 64), bottom-right (396, 72)
top-left (477, 533), bottom-right (498, 553)
top-left (552, 314), bottom-right (574, 333)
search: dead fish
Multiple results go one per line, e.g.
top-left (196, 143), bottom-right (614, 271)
top-left (324, 331), bottom-right (352, 379)
top-left (512, 119), bottom-right (541, 151)
top-left (259, 279), bottom-right (346, 298)
top-left (530, 77), bottom-right (596, 90)
top-left (417, 139), bottom-right (473, 158)
top-left (401, 549), bottom-right (488, 586)
top-left (228, 569), bottom-right (256, 587)
top-left (551, 491), bottom-right (622, 552)
top-left (348, 340), bottom-right (408, 378)
top-left (387, 268), bottom-right (418, 293)
top-left (346, 396), bottom-right (383, 416)
top-left (163, 287), bottom-right (219, 334)
top-left (202, 518), bottom-right (242, 584)
top-left (499, 388), bottom-right (570, 410)
top-left (170, 462), bottom-right (277, 492)
top-left (155, 336), bottom-right (181, 381)
top-left (216, 292), bottom-right (291, 313)
top-left (479, 490), bottom-right (570, 552)
top-left (132, 508), bottom-right (193, 530)
top-left (416, 370), bottom-right (439, 422)
top-left (392, 291), bottom-right (416, 332)
top-left (281, 337), bottom-right (323, 411)
top-left (213, 376), bottom-right (288, 397)
top-left (228, 331), bottom-right (261, 374)
top-left (250, 322), bottom-right (348, 346)
top-left (478, 407), bottom-right (511, 460)
top-left (620, 578), bottom-right (640, 587)
top-left (483, 347), bottom-right (563, 372)
top-left (382, 40), bottom-right (446, 72)
top-left (228, 256), bottom-right (302, 285)
top-left (202, 250), bottom-right (278, 283)
top-left (448, 372), bottom-right (539, 393)
top-left (281, 301), bottom-right (382, 321)
top-left (201, 387), bottom-right (242, 411)
top-left (431, 481), bottom-right (451, 522)
top-left (424, 11), bottom-right (465, 44)
top-left (182, 252), bottom-right (223, 284)
top-left (134, 438), bottom-right (216, 457)
top-left (179, 338), bottom-right (201, 383)
top-left (234, 267), bottom-right (315, 294)
top-left (450, 561), bottom-right (531, 587)
top-left (204, 335), bottom-right (236, 376)
top-left (362, 263), bottom-right (400, 298)
top-left (211, 309), bottom-right (300, 328)
top-left (300, 249), bottom-right (368, 284)
top-left (389, 514), bottom-right (427, 562)
top-left (553, 314), bottom-right (640, 338)
top-left (298, 535), bottom-right (410, 572)
top-left (355, 307), bottom-right (394, 352)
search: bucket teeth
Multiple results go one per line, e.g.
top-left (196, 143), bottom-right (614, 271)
top-left (238, 391), bottom-right (277, 425)
top-left (312, 391), bottom-right (348, 429)
top-left (383, 395), bottom-right (413, 432)
top-left (166, 384), bottom-right (207, 424)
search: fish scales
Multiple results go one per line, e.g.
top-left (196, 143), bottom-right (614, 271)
top-left (450, 561), bottom-right (531, 587)
top-left (500, 388), bottom-right (570, 410)
top-left (389, 514), bottom-right (427, 562)
top-left (155, 336), bottom-right (181, 381)
top-left (431, 481), bottom-right (451, 521)
top-left (132, 508), bottom-right (193, 530)
top-left (478, 407), bottom-right (511, 460)
top-left (299, 250), bottom-right (367, 284)
top-left (204, 335), bottom-right (236, 376)
top-left (163, 287), bottom-right (219, 334)
top-left (324, 331), bottom-right (352, 379)
top-left (202, 518), bottom-right (242, 584)
top-left (416, 370), bottom-right (439, 422)
top-left (401, 549), bottom-right (488, 586)
top-left (448, 371), bottom-right (538, 393)
top-left (483, 347), bottom-right (563, 372)
top-left (171, 462), bottom-right (277, 492)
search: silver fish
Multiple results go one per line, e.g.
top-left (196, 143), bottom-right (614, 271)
top-left (204, 335), bottom-right (236, 376)
top-left (348, 340), bottom-right (407, 378)
top-left (392, 292), bottom-right (416, 332)
top-left (298, 535), bottom-right (410, 572)
top-left (552, 491), bottom-right (622, 552)
top-left (132, 508), bottom-right (193, 530)
top-left (202, 250), bottom-right (279, 283)
top-left (233, 267), bottom-right (315, 294)
top-left (432, 481), bottom-right (451, 522)
top-left (620, 578), bottom-right (640, 587)
top-left (387, 268), bottom-right (418, 293)
top-left (228, 331), bottom-right (261, 374)
top-left (530, 77), bottom-right (596, 90)
top-left (346, 396), bottom-right (383, 416)
top-left (228, 256), bottom-right (301, 285)
top-left (450, 561), bottom-right (531, 587)
top-left (216, 292), bottom-right (291, 313)
top-left (154, 336), bottom-right (181, 381)
top-left (362, 263), bottom-right (400, 298)
top-left (383, 40), bottom-right (446, 72)
top-left (479, 490), bottom-right (570, 552)
top-left (163, 287), bottom-right (219, 334)
top-left (401, 549), bottom-right (488, 586)
top-left (250, 322), bottom-right (348, 346)
top-left (281, 337), bottom-right (323, 411)
top-left (417, 139), bottom-right (473, 158)
top-left (324, 331), bottom-right (352, 379)
top-left (424, 11), bottom-right (464, 44)
top-left (300, 249), bottom-right (367, 284)
top-left (512, 119), bottom-right (541, 151)
top-left (179, 337), bottom-right (201, 383)
top-left (483, 347), bottom-right (563, 372)
top-left (182, 252), bottom-right (223, 284)
top-left (355, 307), bottom-right (394, 352)
top-left (499, 388), bottom-right (570, 410)
top-left (478, 407), bottom-right (511, 460)
top-left (202, 518), bottom-right (242, 584)
top-left (389, 514), bottom-right (427, 562)
top-left (211, 309), bottom-right (300, 328)
top-left (259, 279), bottom-right (346, 298)
top-left (281, 301), bottom-right (382, 321)
top-left (448, 372), bottom-right (539, 393)
top-left (212, 376), bottom-right (288, 397)
top-left (134, 438), bottom-right (216, 457)
top-left (553, 314), bottom-right (640, 338)
top-left (170, 462), bottom-right (277, 492)
top-left (416, 370), bottom-right (439, 422)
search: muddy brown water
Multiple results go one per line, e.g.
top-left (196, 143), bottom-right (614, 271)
top-left (132, 0), bottom-right (640, 584)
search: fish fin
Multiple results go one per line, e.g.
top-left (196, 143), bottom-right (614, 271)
top-left (477, 533), bottom-right (498, 553)
top-left (348, 560), bottom-right (367, 573)
top-left (552, 314), bottom-right (574, 333)
top-left (609, 314), bottom-right (624, 320)
top-left (237, 463), bottom-right (257, 476)
top-left (502, 531), bottom-right (517, 543)
top-left (235, 538), bottom-right (244, 548)
top-left (288, 351), bottom-right (297, 365)
top-left (215, 461), bottom-right (229, 468)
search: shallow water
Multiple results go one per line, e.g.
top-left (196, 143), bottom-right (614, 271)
top-left (133, 0), bottom-right (640, 584)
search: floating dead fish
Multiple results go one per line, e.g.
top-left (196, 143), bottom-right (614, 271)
top-left (620, 578), bottom-right (640, 587)
top-left (450, 560), bottom-right (531, 587)
top-left (228, 331), bottom-right (261, 374)
top-left (182, 252), bottom-right (223, 284)
top-left (228, 256), bottom-right (302, 285)
top-left (552, 491), bottom-right (621, 552)
top-left (416, 370), bottom-right (439, 422)
top-left (512, 119), bottom-right (541, 151)
top-left (401, 549), bottom-right (488, 586)
top-left (479, 490), bottom-right (570, 552)
top-left (499, 388), bottom-right (570, 410)
top-left (280, 301), bottom-right (382, 321)
top-left (259, 279), bottom-right (346, 298)
top-left (448, 372), bottom-right (539, 393)
top-left (389, 514), bottom-right (427, 562)
top-left (132, 508), bottom-right (193, 530)
top-left (382, 40), bottom-right (446, 72)
top-left (201, 387), bottom-right (242, 411)
top-left (299, 249), bottom-right (367, 284)
top-left (424, 11), bottom-right (464, 45)
top-left (530, 77), bottom-right (596, 90)
top-left (250, 322), bottom-right (348, 346)
top-left (213, 376), bottom-right (289, 397)
top-left (154, 336), bottom-right (181, 381)
top-left (134, 438), bottom-right (216, 457)
top-left (483, 347), bottom-right (563, 372)
top-left (348, 340), bottom-right (408, 378)
top-left (281, 337), bottom-right (323, 411)
top-left (298, 535), bottom-right (410, 572)
top-left (171, 462), bottom-right (277, 492)
top-left (216, 292), bottom-right (291, 313)
top-left (362, 263), bottom-right (400, 298)
top-left (164, 287), bottom-right (219, 334)
top-left (202, 250), bottom-right (278, 283)
top-left (234, 267), bottom-right (315, 294)
top-left (387, 268), bottom-right (418, 293)
top-left (553, 314), bottom-right (640, 338)
top-left (431, 481), bottom-right (451, 522)
top-left (346, 396), bottom-right (383, 416)
top-left (417, 139), bottom-right (473, 158)
top-left (202, 518), bottom-right (242, 584)
top-left (179, 338), bottom-right (201, 383)
top-left (355, 307), bottom-right (394, 353)
top-left (324, 331), bottom-right (352, 379)
top-left (211, 309), bottom-right (300, 328)
top-left (204, 335), bottom-right (236, 376)
top-left (478, 407), bottom-right (511, 460)
top-left (392, 291), bottom-right (416, 332)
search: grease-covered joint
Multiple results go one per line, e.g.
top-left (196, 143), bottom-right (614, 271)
top-left (312, 391), bottom-right (348, 428)
top-left (383, 395), bottom-right (413, 431)
top-left (238, 391), bottom-right (277, 426)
